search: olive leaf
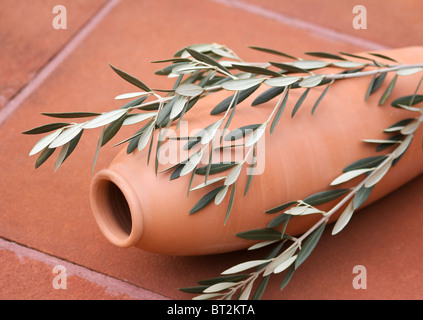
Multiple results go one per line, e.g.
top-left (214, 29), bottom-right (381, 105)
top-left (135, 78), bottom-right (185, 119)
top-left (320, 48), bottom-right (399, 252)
top-left (251, 86), bottom-right (285, 106)
top-left (109, 64), bottom-right (152, 92)
top-left (40, 112), bottom-right (101, 119)
top-left (343, 155), bottom-right (388, 172)
top-left (186, 48), bottom-right (232, 75)
top-left (236, 228), bottom-right (283, 241)
top-left (305, 51), bottom-right (346, 61)
top-left (295, 223), bottom-right (326, 268)
top-left (189, 185), bottom-right (226, 215)
top-left (196, 162), bottom-right (238, 175)
top-left (23, 123), bottom-right (70, 135)
top-left (291, 88), bottom-right (310, 118)
top-left (303, 189), bottom-right (350, 206)
top-left (230, 63), bottom-right (281, 77)
top-left (248, 46), bottom-right (297, 60)
top-left (211, 84), bottom-right (260, 115)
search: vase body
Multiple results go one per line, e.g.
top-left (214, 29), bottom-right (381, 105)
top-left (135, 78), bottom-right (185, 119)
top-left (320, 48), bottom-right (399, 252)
top-left (90, 47), bottom-right (423, 255)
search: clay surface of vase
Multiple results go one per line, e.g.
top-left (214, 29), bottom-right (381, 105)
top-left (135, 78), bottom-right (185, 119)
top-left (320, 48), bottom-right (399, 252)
top-left (90, 47), bottom-right (423, 255)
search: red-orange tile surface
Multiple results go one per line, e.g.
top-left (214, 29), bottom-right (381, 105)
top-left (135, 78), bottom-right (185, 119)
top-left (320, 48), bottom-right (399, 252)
top-left (0, 0), bottom-right (421, 300)
top-left (241, 0), bottom-right (423, 48)
top-left (0, 249), bottom-right (133, 300)
top-left (0, 0), bottom-right (107, 109)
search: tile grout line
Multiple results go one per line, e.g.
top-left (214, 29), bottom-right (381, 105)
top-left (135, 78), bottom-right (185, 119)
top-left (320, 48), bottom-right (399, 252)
top-left (0, 0), bottom-right (121, 126)
top-left (211, 0), bottom-right (390, 51)
top-left (0, 237), bottom-right (171, 300)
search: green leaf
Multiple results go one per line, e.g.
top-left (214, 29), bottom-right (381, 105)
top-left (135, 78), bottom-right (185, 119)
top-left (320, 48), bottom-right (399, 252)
top-left (365, 74), bottom-right (376, 102)
top-left (224, 124), bottom-right (261, 141)
top-left (379, 74), bottom-right (398, 105)
top-left (384, 118), bottom-right (415, 133)
top-left (353, 185), bottom-right (373, 209)
top-left (55, 130), bottom-right (83, 171)
top-left (252, 86), bottom-right (285, 106)
top-left (41, 112), bottom-right (101, 119)
top-left (231, 63), bottom-right (281, 77)
top-left (35, 147), bottom-right (55, 169)
top-left (244, 145), bottom-right (257, 196)
top-left (251, 275), bottom-right (270, 300)
top-left (343, 155), bottom-right (387, 172)
top-left (291, 88), bottom-right (310, 118)
top-left (197, 274), bottom-right (249, 286)
top-left (280, 265), bottom-right (295, 290)
top-left (101, 113), bottom-right (126, 147)
top-left (186, 48), bottom-right (232, 75)
top-left (365, 72), bottom-right (387, 101)
top-left (189, 185), bottom-right (226, 215)
top-left (368, 52), bottom-right (398, 63)
top-left (267, 213), bottom-right (291, 229)
top-left (303, 189), bottom-right (350, 206)
top-left (92, 126), bottom-right (105, 176)
top-left (109, 64), bottom-right (151, 92)
top-left (338, 52), bottom-right (374, 62)
top-left (196, 162), bottom-right (238, 175)
top-left (221, 78), bottom-right (264, 91)
top-left (269, 61), bottom-right (309, 74)
top-left (236, 228), bottom-right (283, 241)
top-left (311, 82), bottom-right (331, 115)
top-left (23, 122), bottom-right (70, 135)
top-left (391, 94), bottom-right (423, 107)
top-left (224, 183), bottom-right (236, 225)
top-left (211, 84), bottom-right (260, 115)
top-left (305, 51), bottom-right (346, 61)
top-left (248, 46), bottom-right (297, 60)
top-left (265, 201), bottom-right (297, 214)
top-left (170, 163), bottom-right (186, 180)
top-left (270, 86), bottom-right (290, 133)
top-left (178, 286), bottom-right (209, 294)
top-left (125, 123), bottom-right (151, 154)
top-left (295, 223), bottom-right (326, 269)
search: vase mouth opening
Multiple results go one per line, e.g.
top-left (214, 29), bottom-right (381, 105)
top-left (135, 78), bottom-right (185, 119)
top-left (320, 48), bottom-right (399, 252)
top-left (90, 169), bottom-right (143, 247)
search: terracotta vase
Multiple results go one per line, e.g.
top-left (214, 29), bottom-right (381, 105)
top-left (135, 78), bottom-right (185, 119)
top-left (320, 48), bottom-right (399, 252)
top-left (90, 47), bottom-right (423, 256)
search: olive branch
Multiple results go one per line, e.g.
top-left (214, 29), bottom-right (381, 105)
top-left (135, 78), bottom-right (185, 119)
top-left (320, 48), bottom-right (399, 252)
top-left (22, 43), bottom-right (423, 299)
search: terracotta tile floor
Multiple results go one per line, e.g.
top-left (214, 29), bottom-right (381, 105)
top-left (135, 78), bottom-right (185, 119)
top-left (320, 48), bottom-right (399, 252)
top-left (0, 0), bottom-right (422, 300)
